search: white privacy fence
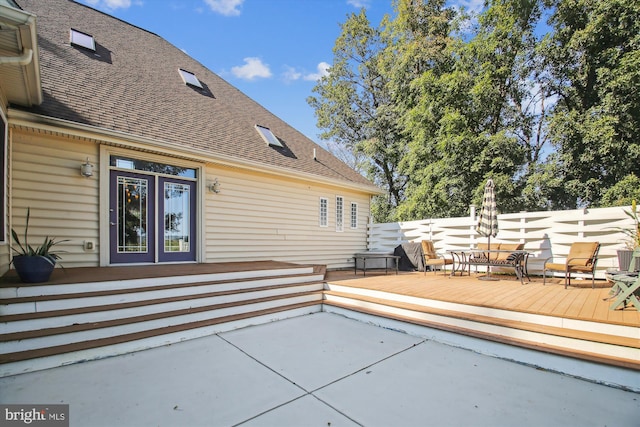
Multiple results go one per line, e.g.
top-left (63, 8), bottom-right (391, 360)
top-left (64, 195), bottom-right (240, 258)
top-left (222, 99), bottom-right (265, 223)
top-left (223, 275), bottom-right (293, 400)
top-left (367, 206), bottom-right (635, 279)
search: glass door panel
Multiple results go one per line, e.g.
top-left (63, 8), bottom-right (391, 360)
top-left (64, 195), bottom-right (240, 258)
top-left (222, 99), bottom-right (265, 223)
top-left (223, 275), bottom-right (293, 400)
top-left (110, 171), bottom-right (155, 263)
top-left (159, 177), bottom-right (196, 262)
top-left (118, 176), bottom-right (149, 253)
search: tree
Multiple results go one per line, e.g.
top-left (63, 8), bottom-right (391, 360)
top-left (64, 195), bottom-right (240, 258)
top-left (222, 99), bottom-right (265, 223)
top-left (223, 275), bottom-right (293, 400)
top-left (542, 0), bottom-right (640, 207)
top-left (307, 10), bottom-right (405, 221)
top-left (309, 0), bottom-right (640, 221)
top-left (600, 174), bottom-right (640, 207)
top-left (383, 0), bottom-right (462, 219)
top-left (397, 0), bottom-right (542, 219)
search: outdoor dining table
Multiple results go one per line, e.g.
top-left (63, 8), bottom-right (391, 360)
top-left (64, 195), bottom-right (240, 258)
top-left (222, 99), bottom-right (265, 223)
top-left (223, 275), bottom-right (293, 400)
top-left (446, 250), bottom-right (472, 277)
top-left (447, 249), bottom-right (530, 283)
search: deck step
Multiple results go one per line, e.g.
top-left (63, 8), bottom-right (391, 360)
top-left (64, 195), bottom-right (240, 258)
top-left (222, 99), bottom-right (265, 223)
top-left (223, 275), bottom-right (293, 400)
top-left (0, 273), bottom-right (323, 315)
top-left (322, 286), bottom-right (640, 371)
top-left (1, 281), bottom-right (322, 332)
top-left (0, 266), bottom-right (324, 377)
top-left (0, 272), bottom-right (323, 315)
top-left (1, 288), bottom-right (324, 349)
top-left (2, 301), bottom-right (322, 377)
top-left (0, 265), bottom-right (317, 299)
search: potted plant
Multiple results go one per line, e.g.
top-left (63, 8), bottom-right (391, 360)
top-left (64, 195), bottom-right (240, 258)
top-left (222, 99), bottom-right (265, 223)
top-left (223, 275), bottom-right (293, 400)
top-left (11, 208), bottom-right (67, 283)
top-left (614, 200), bottom-right (640, 271)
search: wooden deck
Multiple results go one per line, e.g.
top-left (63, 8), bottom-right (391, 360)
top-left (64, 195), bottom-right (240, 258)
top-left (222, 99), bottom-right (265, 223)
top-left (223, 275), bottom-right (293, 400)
top-left (1, 262), bottom-right (638, 376)
top-left (325, 269), bottom-right (640, 327)
top-left (0, 261), bottom-right (319, 287)
top-left (2, 262), bottom-right (636, 326)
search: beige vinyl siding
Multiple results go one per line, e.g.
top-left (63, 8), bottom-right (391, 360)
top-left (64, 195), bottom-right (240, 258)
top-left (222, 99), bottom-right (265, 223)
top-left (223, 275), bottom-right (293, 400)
top-left (10, 128), bottom-right (100, 268)
top-left (0, 108), bottom-right (9, 274)
top-left (8, 126), bottom-right (372, 270)
top-left (0, 235), bottom-right (8, 274)
top-left (204, 165), bottom-right (370, 269)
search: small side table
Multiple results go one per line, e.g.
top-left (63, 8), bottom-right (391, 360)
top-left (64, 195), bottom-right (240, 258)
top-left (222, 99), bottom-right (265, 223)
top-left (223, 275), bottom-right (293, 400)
top-left (353, 254), bottom-right (400, 276)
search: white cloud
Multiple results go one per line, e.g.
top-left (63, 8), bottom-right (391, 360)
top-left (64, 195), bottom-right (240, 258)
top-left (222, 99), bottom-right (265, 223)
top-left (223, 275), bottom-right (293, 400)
top-left (450, 0), bottom-right (485, 34)
top-left (231, 57), bottom-right (272, 81)
top-left (283, 66), bottom-right (302, 82)
top-left (84, 0), bottom-right (134, 10)
top-left (204, 0), bottom-right (244, 16)
top-left (281, 62), bottom-right (330, 82)
top-left (347, 0), bottom-right (371, 8)
top-left (303, 62), bottom-right (330, 81)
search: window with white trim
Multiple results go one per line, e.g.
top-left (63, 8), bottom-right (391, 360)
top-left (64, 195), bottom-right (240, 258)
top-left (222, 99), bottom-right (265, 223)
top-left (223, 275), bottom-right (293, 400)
top-left (255, 125), bottom-right (284, 147)
top-left (179, 68), bottom-right (204, 89)
top-left (336, 196), bottom-right (344, 232)
top-left (70, 29), bottom-right (96, 51)
top-left (319, 197), bottom-right (328, 227)
top-left (350, 202), bottom-right (358, 229)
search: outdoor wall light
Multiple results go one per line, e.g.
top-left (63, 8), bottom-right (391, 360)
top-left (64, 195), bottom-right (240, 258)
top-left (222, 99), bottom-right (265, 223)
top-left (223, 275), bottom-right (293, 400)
top-left (208, 178), bottom-right (220, 193)
top-left (80, 157), bottom-right (94, 178)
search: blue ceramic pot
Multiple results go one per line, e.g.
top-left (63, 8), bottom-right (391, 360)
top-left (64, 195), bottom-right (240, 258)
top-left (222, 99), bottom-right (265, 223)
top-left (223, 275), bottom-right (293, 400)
top-left (12, 255), bottom-right (55, 283)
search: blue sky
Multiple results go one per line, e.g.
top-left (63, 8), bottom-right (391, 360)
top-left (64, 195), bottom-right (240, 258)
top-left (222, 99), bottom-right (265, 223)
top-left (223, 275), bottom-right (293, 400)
top-left (77, 0), bottom-right (484, 147)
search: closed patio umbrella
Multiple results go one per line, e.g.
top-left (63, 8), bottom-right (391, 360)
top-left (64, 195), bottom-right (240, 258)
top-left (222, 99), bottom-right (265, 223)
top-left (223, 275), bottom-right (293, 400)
top-left (476, 178), bottom-right (499, 280)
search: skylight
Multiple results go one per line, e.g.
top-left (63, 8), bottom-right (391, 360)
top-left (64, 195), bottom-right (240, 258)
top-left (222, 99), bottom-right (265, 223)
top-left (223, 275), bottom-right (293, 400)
top-left (179, 69), bottom-right (203, 89)
top-left (255, 125), bottom-right (283, 147)
top-left (70, 29), bottom-right (95, 51)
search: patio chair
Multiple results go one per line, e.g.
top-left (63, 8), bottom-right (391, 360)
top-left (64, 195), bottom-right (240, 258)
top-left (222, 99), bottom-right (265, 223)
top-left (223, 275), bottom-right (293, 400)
top-left (421, 240), bottom-right (453, 276)
top-left (608, 275), bottom-right (640, 311)
top-left (543, 242), bottom-right (600, 289)
top-left (606, 247), bottom-right (640, 310)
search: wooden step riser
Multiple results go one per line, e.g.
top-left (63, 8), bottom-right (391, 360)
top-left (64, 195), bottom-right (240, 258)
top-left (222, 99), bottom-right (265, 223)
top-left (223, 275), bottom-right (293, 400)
top-left (0, 267), bottom-right (317, 299)
top-left (1, 274), bottom-right (325, 316)
top-left (325, 284), bottom-right (638, 340)
top-left (3, 293), bottom-right (323, 354)
top-left (323, 294), bottom-right (640, 364)
top-left (0, 305), bottom-right (323, 378)
top-left (2, 283), bottom-right (325, 335)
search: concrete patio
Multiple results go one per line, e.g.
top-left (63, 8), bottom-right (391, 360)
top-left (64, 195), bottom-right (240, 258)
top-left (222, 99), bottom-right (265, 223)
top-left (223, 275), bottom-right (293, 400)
top-left (1, 312), bottom-right (637, 426)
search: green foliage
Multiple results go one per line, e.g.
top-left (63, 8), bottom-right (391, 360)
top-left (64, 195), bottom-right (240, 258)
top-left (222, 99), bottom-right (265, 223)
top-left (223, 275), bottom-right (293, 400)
top-left (309, 0), bottom-right (640, 222)
top-left (308, 9), bottom-right (406, 211)
top-left (601, 174), bottom-right (640, 207)
top-left (609, 199), bottom-right (640, 250)
top-left (11, 208), bottom-right (67, 263)
top-left (543, 0), bottom-right (640, 207)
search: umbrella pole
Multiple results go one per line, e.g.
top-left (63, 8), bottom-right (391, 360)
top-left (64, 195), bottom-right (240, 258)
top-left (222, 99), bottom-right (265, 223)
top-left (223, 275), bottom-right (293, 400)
top-left (479, 235), bottom-right (499, 281)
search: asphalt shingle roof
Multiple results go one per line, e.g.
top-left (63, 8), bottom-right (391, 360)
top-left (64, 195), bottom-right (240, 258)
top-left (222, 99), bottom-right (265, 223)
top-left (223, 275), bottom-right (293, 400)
top-left (15, 0), bottom-right (378, 191)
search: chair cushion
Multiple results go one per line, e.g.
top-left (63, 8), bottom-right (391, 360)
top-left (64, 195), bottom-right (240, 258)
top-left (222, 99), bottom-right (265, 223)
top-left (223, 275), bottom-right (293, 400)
top-left (545, 262), bottom-right (594, 273)
top-left (425, 258), bottom-right (453, 266)
top-left (495, 243), bottom-right (523, 261)
top-left (545, 262), bottom-right (568, 272)
top-left (421, 240), bottom-right (437, 259)
top-left (567, 242), bottom-right (599, 266)
top-left (568, 265), bottom-right (597, 273)
top-left (476, 242), bottom-right (498, 260)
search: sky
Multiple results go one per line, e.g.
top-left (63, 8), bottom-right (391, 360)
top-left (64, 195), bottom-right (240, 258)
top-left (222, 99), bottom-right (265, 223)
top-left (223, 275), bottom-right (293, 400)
top-left (75, 0), bottom-right (483, 149)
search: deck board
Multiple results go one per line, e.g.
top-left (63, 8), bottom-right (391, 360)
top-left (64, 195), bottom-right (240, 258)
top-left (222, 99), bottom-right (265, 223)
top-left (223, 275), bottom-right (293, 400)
top-left (325, 270), bottom-right (640, 326)
top-left (3, 264), bottom-right (637, 327)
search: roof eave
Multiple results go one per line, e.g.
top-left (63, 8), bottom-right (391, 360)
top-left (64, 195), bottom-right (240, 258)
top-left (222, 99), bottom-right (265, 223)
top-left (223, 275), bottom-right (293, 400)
top-left (0, 3), bottom-right (43, 106)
